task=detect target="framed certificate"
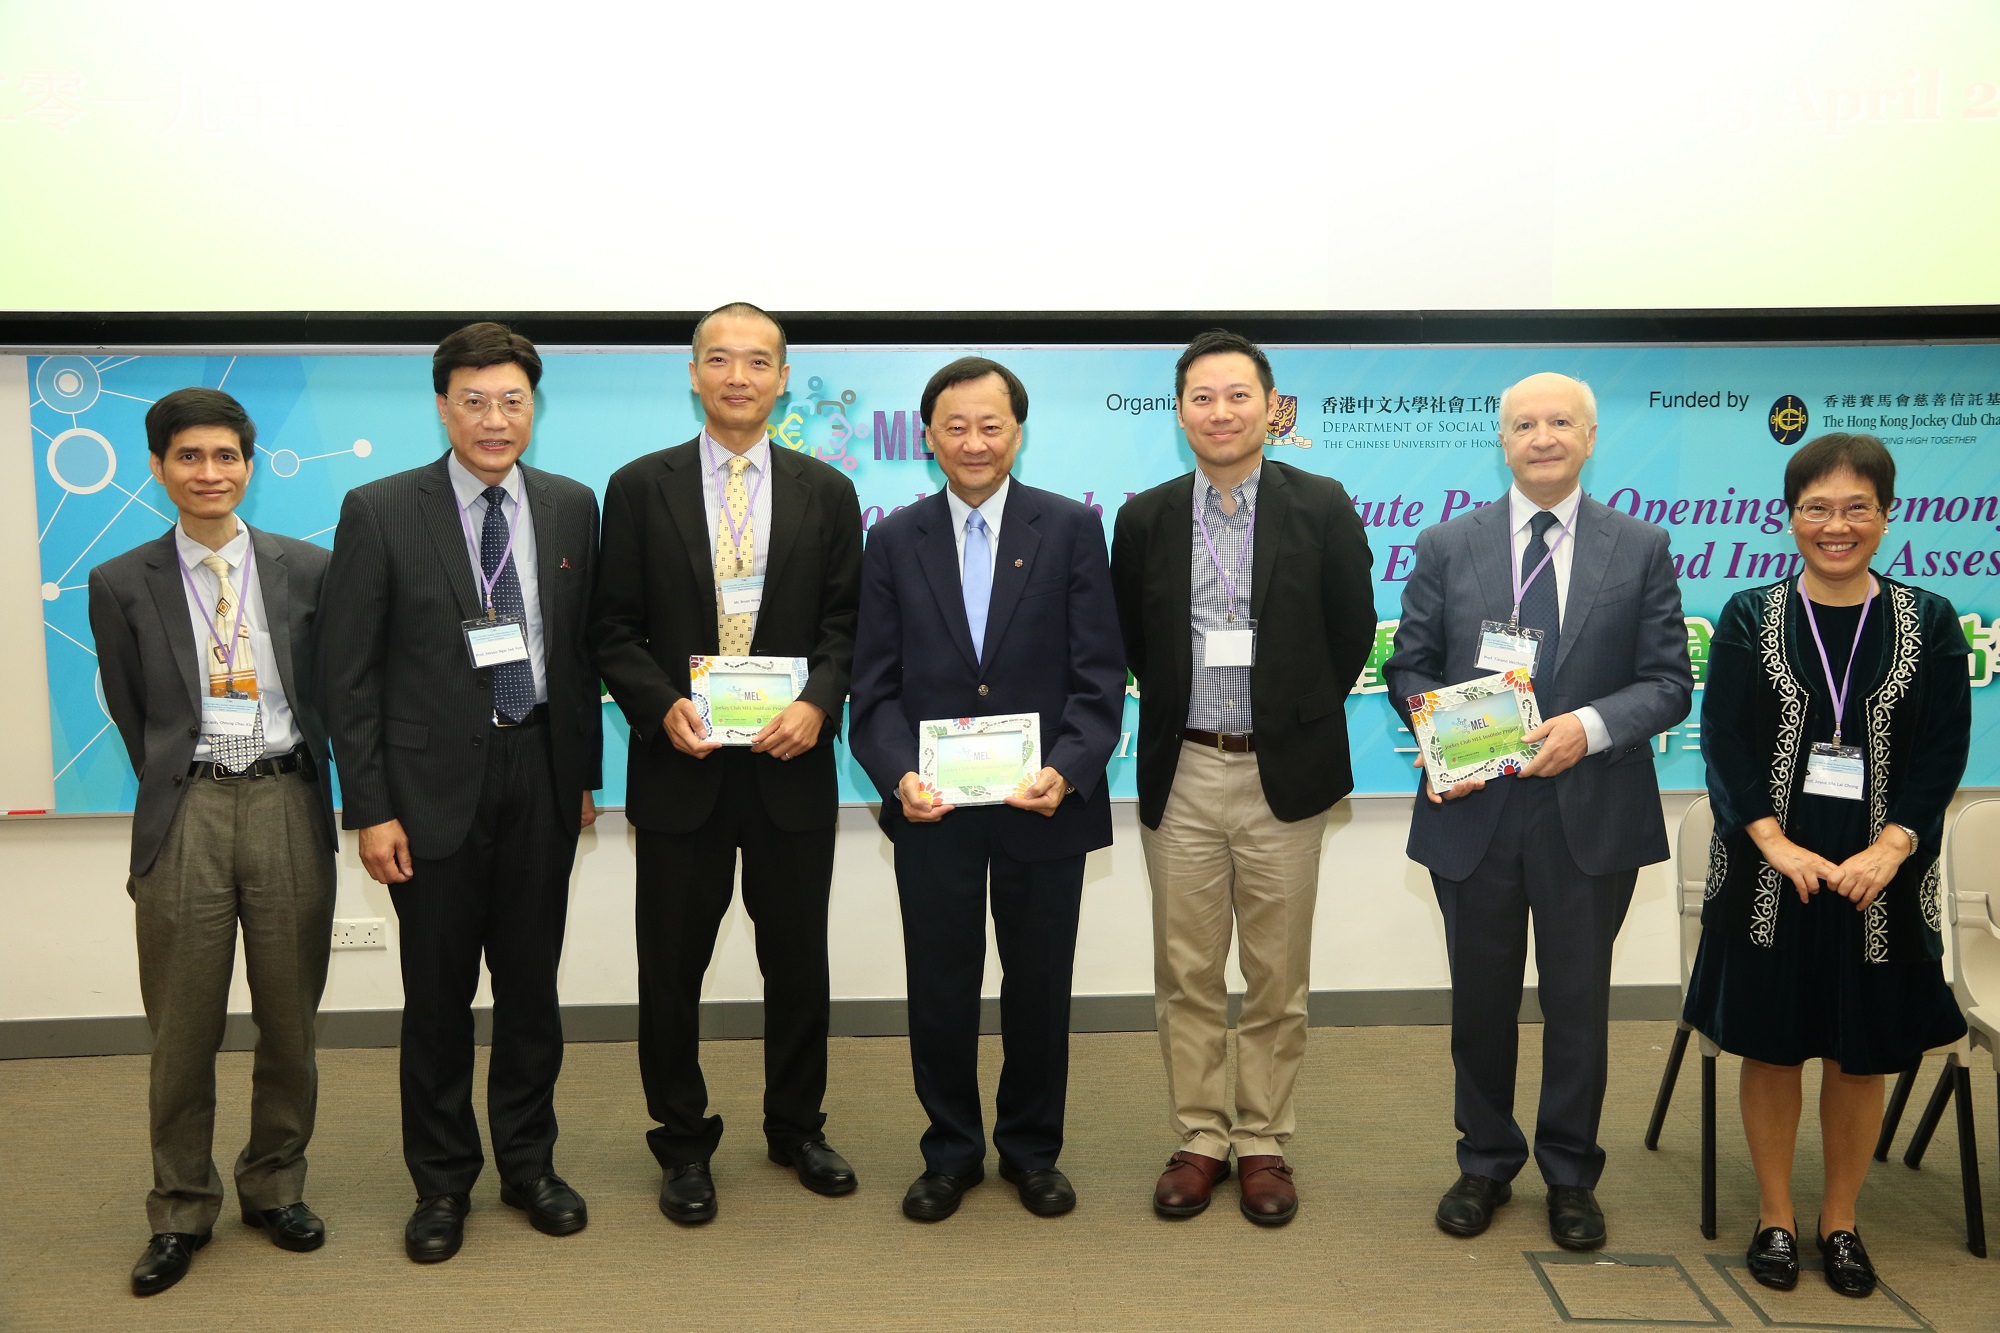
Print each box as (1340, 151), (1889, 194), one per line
(688, 655), (809, 745)
(917, 713), (1042, 807)
(1407, 668), (1543, 789)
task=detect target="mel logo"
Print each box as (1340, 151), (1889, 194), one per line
(1768, 394), (1809, 445)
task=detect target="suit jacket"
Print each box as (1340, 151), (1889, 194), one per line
(1111, 460), (1377, 829)
(318, 456), (603, 861)
(88, 525), (337, 875)
(1384, 492), (1694, 881)
(588, 437), (862, 835)
(850, 483), (1125, 862)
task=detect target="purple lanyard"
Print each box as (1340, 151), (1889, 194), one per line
(704, 434), (767, 555)
(457, 486), (524, 618)
(1799, 579), (1875, 748)
(1195, 487), (1256, 619)
(1509, 510), (1574, 626)
(177, 538), (256, 684)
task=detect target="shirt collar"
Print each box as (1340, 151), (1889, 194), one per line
(1508, 483), (1581, 534)
(175, 518), (250, 570)
(702, 430), (770, 477)
(1195, 463), (1262, 514)
(447, 452), (522, 510)
(946, 475), (1011, 532)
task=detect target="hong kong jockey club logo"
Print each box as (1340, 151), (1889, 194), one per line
(1266, 394), (1311, 449)
(1768, 394), (1809, 445)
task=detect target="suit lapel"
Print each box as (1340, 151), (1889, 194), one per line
(1163, 475), (1196, 707)
(658, 441), (718, 648)
(762, 447), (808, 608)
(1550, 497), (1615, 679)
(248, 526), (300, 703)
(1470, 497), (1515, 624)
(978, 483), (1042, 663)
(914, 493), (981, 672)
(1248, 462), (1287, 623)
(418, 459), (482, 620)
(142, 531), (202, 708)
(522, 465), (564, 650)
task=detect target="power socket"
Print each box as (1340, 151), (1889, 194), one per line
(330, 918), (387, 951)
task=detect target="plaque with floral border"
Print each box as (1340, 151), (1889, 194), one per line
(1407, 668), (1543, 790)
(917, 713), (1042, 807)
(688, 655), (810, 745)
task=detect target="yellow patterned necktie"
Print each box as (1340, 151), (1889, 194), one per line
(716, 454), (756, 653)
(199, 553), (264, 772)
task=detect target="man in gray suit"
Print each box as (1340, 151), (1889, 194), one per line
(88, 388), (338, 1297)
(1385, 372), (1692, 1250)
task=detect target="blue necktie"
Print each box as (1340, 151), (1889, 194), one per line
(963, 510), (992, 664)
(1519, 509), (1561, 673)
(481, 485), (535, 722)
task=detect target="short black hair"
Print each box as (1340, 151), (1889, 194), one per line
(1174, 329), (1274, 400)
(919, 356), (1029, 426)
(692, 301), (788, 365)
(145, 387), (256, 460)
(432, 321), (543, 396)
(1785, 432), (1896, 510)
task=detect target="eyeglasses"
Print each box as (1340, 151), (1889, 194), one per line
(1793, 502), (1882, 524)
(446, 392), (533, 419)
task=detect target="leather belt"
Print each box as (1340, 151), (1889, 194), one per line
(493, 702), (548, 729)
(189, 745), (312, 782)
(1183, 728), (1255, 753)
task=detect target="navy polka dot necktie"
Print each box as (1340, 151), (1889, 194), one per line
(1519, 509), (1561, 673)
(481, 485), (535, 722)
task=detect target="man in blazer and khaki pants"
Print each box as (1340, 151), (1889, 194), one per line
(89, 387), (338, 1296)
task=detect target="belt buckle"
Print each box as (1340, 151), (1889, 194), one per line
(209, 761), (252, 782)
(1213, 731), (1226, 752)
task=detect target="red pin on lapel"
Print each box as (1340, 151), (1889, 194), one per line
(560, 557), (572, 569)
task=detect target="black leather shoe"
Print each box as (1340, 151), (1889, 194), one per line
(659, 1162), (717, 1225)
(902, 1167), (984, 1222)
(769, 1139), (858, 1196)
(131, 1231), (209, 1296)
(1816, 1223), (1877, 1298)
(999, 1161), (1076, 1217)
(500, 1174), (588, 1236)
(404, 1193), (469, 1264)
(242, 1201), (325, 1252)
(1547, 1185), (1607, 1250)
(1747, 1222), (1799, 1291)
(1435, 1173), (1512, 1237)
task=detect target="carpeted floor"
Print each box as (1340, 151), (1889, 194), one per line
(1, 1022), (1992, 1331)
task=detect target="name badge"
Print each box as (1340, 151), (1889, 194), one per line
(1477, 620), (1544, 675)
(1203, 621), (1257, 668)
(463, 617), (530, 668)
(1802, 742), (1865, 801)
(720, 576), (765, 616)
(201, 693), (259, 737)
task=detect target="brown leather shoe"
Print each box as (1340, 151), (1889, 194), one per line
(1237, 1154), (1297, 1226)
(1153, 1150), (1230, 1218)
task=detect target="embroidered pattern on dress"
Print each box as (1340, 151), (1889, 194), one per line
(1919, 860), (1943, 934)
(1861, 584), (1922, 963)
(1704, 834), (1727, 902)
(1753, 582), (1807, 947)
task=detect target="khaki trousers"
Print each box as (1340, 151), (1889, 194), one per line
(130, 768), (335, 1234)
(1140, 740), (1325, 1158)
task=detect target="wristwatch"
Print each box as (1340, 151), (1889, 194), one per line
(1893, 822), (1919, 854)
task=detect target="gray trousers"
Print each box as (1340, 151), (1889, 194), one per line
(130, 768), (335, 1234)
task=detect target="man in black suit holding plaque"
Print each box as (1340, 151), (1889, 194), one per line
(849, 356), (1125, 1222)
(589, 302), (864, 1224)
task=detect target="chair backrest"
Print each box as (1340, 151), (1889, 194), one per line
(1946, 799), (2000, 1051)
(1674, 795), (1714, 992)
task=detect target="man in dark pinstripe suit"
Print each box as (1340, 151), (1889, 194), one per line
(320, 322), (602, 1264)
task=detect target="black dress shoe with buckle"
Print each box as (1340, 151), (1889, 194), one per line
(660, 1162), (717, 1225)
(902, 1167), (984, 1222)
(999, 1161), (1076, 1217)
(242, 1201), (326, 1252)
(1435, 1173), (1512, 1237)
(404, 1193), (470, 1264)
(132, 1231), (209, 1296)
(1547, 1185), (1607, 1250)
(769, 1139), (858, 1196)
(500, 1174), (588, 1236)
(1816, 1223), (1877, 1298)
(1747, 1222), (1799, 1291)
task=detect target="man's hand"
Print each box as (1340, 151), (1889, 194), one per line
(751, 701), (827, 761)
(360, 819), (414, 885)
(1415, 754), (1485, 804)
(580, 791), (598, 829)
(897, 772), (954, 823)
(1519, 712), (1588, 779)
(664, 697), (721, 757)
(1004, 766), (1069, 818)
(1829, 826), (1912, 911)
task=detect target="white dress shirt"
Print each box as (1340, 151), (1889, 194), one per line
(173, 520), (304, 760)
(945, 476), (1010, 579)
(699, 431), (775, 577)
(446, 454), (549, 704)
(1506, 483), (1609, 755)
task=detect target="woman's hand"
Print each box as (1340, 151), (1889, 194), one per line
(1829, 825), (1914, 911)
(1744, 817), (1841, 904)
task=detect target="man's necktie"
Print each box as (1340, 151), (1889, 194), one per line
(199, 553), (264, 772)
(963, 510), (992, 664)
(716, 455), (756, 654)
(1519, 509), (1561, 673)
(481, 486), (535, 722)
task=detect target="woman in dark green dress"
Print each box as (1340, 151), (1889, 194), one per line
(1682, 433), (1969, 1299)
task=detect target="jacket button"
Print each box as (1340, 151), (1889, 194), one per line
(478, 676), (490, 689)
(172, 774), (183, 786)
(471, 737), (483, 747)
(977, 683), (989, 697)
(188, 725), (200, 738)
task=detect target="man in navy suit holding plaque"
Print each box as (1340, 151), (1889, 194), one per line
(1385, 372), (1691, 1250)
(849, 356), (1125, 1222)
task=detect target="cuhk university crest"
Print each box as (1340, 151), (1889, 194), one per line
(1266, 394), (1311, 449)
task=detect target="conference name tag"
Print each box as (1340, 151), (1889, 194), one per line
(462, 617), (530, 668)
(1203, 622), (1256, 668)
(201, 693), (259, 737)
(719, 576), (765, 616)
(1477, 621), (1543, 675)
(1803, 743), (1865, 801)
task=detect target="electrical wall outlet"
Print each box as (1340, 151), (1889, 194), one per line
(330, 918), (387, 951)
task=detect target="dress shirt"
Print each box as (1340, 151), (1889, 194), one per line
(174, 520), (304, 760)
(1185, 465), (1259, 733)
(700, 431), (776, 639)
(446, 454), (549, 704)
(944, 476), (1010, 580)
(1506, 483), (1609, 755)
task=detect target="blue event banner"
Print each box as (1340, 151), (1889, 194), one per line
(29, 343), (2000, 814)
